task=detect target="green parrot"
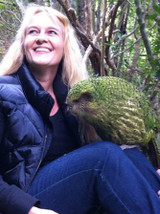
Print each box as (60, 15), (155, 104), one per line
(67, 76), (160, 167)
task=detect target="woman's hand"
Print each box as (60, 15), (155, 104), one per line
(29, 206), (58, 214)
(157, 169), (160, 197)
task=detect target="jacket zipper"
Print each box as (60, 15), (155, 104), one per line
(25, 129), (48, 192)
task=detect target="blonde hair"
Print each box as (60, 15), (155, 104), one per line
(0, 4), (88, 87)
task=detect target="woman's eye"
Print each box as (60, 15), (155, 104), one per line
(28, 29), (38, 34)
(48, 30), (57, 35)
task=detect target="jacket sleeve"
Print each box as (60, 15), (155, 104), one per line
(0, 110), (40, 214)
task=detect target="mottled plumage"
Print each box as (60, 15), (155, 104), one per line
(67, 76), (160, 149)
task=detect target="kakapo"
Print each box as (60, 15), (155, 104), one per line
(67, 76), (160, 167)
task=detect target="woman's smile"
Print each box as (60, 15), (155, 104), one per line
(34, 47), (51, 53)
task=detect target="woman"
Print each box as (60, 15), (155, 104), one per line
(0, 4), (160, 214)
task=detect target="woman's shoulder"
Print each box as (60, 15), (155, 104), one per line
(0, 74), (25, 103)
(0, 73), (19, 85)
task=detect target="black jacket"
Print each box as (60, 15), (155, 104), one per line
(0, 63), (81, 214)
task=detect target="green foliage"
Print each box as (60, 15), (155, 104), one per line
(0, 0), (21, 60)
(152, 3), (160, 14)
(0, 3), (6, 9)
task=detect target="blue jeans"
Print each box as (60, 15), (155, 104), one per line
(28, 141), (160, 214)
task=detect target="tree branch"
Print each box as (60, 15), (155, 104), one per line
(105, 0), (125, 71)
(85, 0), (93, 38)
(134, 0), (154, 64)
(100, 0), (107, 76)
(56, 0), (100, 53)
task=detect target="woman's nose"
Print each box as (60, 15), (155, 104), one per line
(35, 33), (48, 43)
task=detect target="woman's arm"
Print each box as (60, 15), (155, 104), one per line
(0, 110), (39, 214)
(0, 176), (39, 213)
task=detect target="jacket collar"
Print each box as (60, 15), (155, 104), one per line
(17, 63), (64, 117)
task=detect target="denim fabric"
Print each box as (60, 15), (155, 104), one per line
(28, 141), (160, 214)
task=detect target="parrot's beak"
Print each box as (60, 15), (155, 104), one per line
(65, 98), (73, 112)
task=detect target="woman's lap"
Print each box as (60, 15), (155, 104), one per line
(28, 141), (160, 214)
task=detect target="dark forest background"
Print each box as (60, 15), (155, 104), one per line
(0, 0), (160, 120)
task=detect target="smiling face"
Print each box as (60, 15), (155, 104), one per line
(24, 12), (64, 71)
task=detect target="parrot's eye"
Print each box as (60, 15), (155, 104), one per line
(73, 99), (79, 103)
(81, 92), (92, 101)
(72, 92), (92, 104)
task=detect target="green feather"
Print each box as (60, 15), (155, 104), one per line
(67, 76), (160, 147)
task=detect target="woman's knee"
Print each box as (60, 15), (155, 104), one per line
(84, 141), (120, 150)
(80, 141), (122, 157)
(75, 141), (124, 166)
